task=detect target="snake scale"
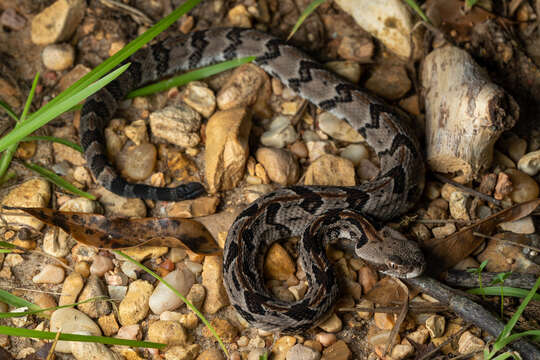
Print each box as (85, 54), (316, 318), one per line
(80, 27), (426, 333)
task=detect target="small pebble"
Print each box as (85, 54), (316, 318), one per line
(286, 344), (321, 360)
(260, 116), (297, 148)
(505, 169), (539, 203)
(315, 332), (337, 347)
(90, 255), (114, 277)
(32, 264), (65, 284)
(518, 150), (540, 176)
(318, 313), (342, 333)
(42, 43), (74, 71)
(149, 267), (195, 314)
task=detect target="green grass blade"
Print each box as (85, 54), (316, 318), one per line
(0, 296), (107, 319)
(0, 325), (165, 348)
(19, 73), (40, 124)
(499, 276), (540, 341)
(403, 0), (431, 23)
(25, 0), (202, 126)
(0, 249), (13, 253)
(127, 56), (256, 98)
(23, 136), (83, 153)
(23, 162), (96, 200)
(114, 250), (229, 358)
(287, 0), (326, 40)
(0, 289), (41, 312)
(491, 353), (521, 360)
(0, 144), (17, 183)
(0, 241), (19, 249)
(0, 100), (18, 122)
(0, 64), (129, 153)
(467, 286), (540, 301)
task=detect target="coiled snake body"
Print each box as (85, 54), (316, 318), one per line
(81, 28), (426, 333)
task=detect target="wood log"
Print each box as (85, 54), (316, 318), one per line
(421, 45), (519, 182)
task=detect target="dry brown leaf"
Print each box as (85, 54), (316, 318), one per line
(6, 206), (221, 255)
(423, 198), (540, 275)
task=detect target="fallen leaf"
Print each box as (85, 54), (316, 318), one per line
(5, 206), (221, 255)
(423, 198), (540, 275)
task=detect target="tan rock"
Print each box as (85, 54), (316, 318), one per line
(93, 187), (146, 218)
(59, 272), (84, 306)
(255, 148), (300, 186)
(202, 256), (229, 314)
(264, 243), (295, 280)
(98, 313), (119, 337)
(118, 246), (168, 263)
(77, 275), (111, 318)
(149, 105), (201, 148)
(165, 344), (201, 360)
(196, 348), (224, 360)
(304, 155), (355, 186)
(205, 107), (251, 193)
(217, 64), (270, 112)
(505, 169), (539, 203)
(318, 313), (343, 333)
(202, 318), (238, 343)
(31, 0), (86, 45)
(147, 320), (187, 346)
(1, 178), (50, 230)
(165, 196), (219, 218)
(182, 81), (216, 118)
(321, 340), (351, 360)
(118, 280), (153, 326)
(272, 336), (296, 360)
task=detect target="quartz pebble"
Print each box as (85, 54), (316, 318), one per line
(42, 43), (74, 71)
(518, 150), (540, 176)
(32, 264), (65, 284)
(50, 308), (102, 353)
(286, 344), (321, 360)
(260, 116), (297, 148)
(316, 332), (337, 347)
(71, 338), (119, 360)
(340, 144), (369, 165)
(149, 267), (195, 314)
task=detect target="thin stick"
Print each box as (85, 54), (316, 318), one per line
(433, 173), (502, 207)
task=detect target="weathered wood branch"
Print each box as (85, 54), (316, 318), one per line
(407, 276), (540, 360)
(421, 45), (519, 182)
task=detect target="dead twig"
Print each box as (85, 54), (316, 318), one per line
(433, 173), (502, 207)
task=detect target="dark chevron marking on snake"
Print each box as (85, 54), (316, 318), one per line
(80, 28), (426, 333)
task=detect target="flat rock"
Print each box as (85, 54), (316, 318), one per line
(147, 320), (187, 346)
(205, 108), (251, 193)
(50, 308), (101, 353)
(1, 178), (50, 230)
(149, 105), (201, 148)
(318, 112), (364, 143)
(182, 81), (216, 118)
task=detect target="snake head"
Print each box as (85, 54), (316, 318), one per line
(354, 224), (425, 279)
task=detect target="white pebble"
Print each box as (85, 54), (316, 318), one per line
(42, 43), (74, 71)
(149, 267), (195, 314)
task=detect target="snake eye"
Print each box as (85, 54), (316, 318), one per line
(387, 255), (403, 270)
